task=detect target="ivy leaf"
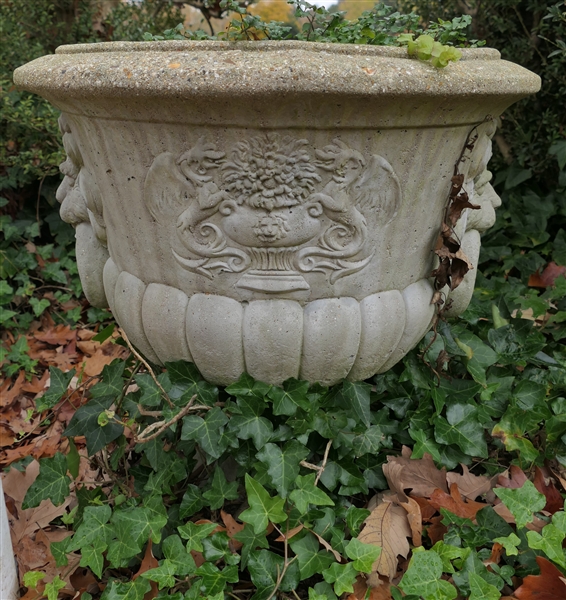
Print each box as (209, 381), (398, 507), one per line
(89, 360), (126, 398)
(289, 532), (335, 579)
(468, 572), (501, 600)
(178, 521), (219, 552)
(140, 559), (177, 589)
(526, 523), (566, 568)
(79, 539), (107, 578)
(352, 425), (387, 457)
(322, 562), (358, 596)
(452, 551), (503, 597)
(268, 379), (311, 416)
(494, 480), (546, 529)
(288, 474), (335, 515)
(493, 533), (521, 556)
(36, 367), (74, 412)
(162, 535), (197, 576)
(225, 372), (271, 400)
(399, 549), (458, 600)
(229, 402), (274, 450)
(256, 441), (309, 497)
(100, 579), (151, 600)
(194, 562), (239, 595)
(44, 576), (66, 600)
(135, 372), (168, 407)
(179, 484), (205, 518)
(239, 474), (287, 534)
(248, 549), (300, 597)
(66, 505), (112, 552)
(50, 537), (71, 567)
(346, 506), (371, 537)
(345, 538), (382, 573)
(203, 466), (240, 510)
(434, 403), (488, 458)
(431, 541), (469, 573)
(106, 516), (142, 567)
(342, 381), (372, 427)
(22, 453), (72, 509)
(234, 523), (269, 570)
(181, 407), (229, 459)
(64, 397), (123, 455)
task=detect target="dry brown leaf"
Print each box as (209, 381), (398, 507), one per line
(429, 483), (487, 520)
(446, 464), (495, 501)
(348, 575), (393, 600)
(0, 370), (26, 408)
(497, 465), (528, 489)
(220, 510), (245, 551)
(515, 555), (566, 599)
(133, 540), (159, 600)
(383, 448), (447, 498)
(274, 523), (304, 542)
(534, 466), (564, 515)
(426, 515), (447, 545)
(310, 529), (342, 562)
(358, 497), (411, 580)
(487, 542), (504, 566)
(410, 495), (437, 521)
(398, 495), (422, 547)
(2, 459), (73, 545)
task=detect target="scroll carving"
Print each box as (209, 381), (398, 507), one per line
(144, 134), (402, 292)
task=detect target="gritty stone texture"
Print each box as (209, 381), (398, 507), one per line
(13, 41), (540, 384)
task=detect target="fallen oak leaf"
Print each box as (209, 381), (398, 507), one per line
(446, 464), (496, 501)
(528, 262), (566, 288)
(428, 483), (486, 520)
(0, 370), (26, 408)
(426, 516), (447, 545)
(382, 447), (447, 498)
(534, 467), (564, 515)
(515, 555), (566, 600)
(220, 510), (245, 551)
(398, 495), (422, 547)
(497, 465), (528, 489)
(357, 496), (411, 580)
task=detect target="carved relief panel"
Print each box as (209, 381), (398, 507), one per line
(143, 134), (402, 294)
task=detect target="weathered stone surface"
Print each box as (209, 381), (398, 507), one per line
(142, 283), (193, 365)
(13, 41), (540, 385)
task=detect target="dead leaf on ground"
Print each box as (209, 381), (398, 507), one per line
(426, 516), (448, 545)
(398, 495), (422, 547)
(274, 523), (304, 542)
(383, 447), (447, 499)
(528, 262), (566, 288)
(497, 465), (528, 489)
(534, 467), (564, 514)
(515, 556), (566, 600)
(221, 510), (245, 551)
(446, 464), (496, 501)
(0, 370), (26, 408)
(429, 483), (486, 520)
(358, 495), (411, 580)
(133, 540), (159, 600)
(348, 575), (393, 600)
(2, 459), (73, 545)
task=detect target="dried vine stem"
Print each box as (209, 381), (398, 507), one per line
(423, 117), (494, 380)
(300, 439), (332, 485)
(134, 393), (211, 443)
(119, 327), (173, 408)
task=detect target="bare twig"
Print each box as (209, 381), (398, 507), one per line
(268, 524), (298, 600)
(300, 439), (333, 485)
(119, 327), (173, 408)
(134, 394), (199, 443)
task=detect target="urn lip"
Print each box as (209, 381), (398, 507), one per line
(53, 40), (499, 60)
(14, 39), (541, 102)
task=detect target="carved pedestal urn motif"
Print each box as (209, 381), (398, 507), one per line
(14, 41), (540, 385)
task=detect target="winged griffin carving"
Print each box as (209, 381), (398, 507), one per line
(143, 134), (401, 292)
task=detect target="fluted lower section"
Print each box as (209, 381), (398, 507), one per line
(102, 258), (436, 385)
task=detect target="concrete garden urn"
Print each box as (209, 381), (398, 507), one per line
(14, 41), (540, 386)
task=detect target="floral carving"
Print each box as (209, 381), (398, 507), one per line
(221, 134), (320, 210)
(143, 134), (402, 291)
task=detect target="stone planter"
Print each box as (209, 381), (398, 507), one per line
(14, 41), (540, 386)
